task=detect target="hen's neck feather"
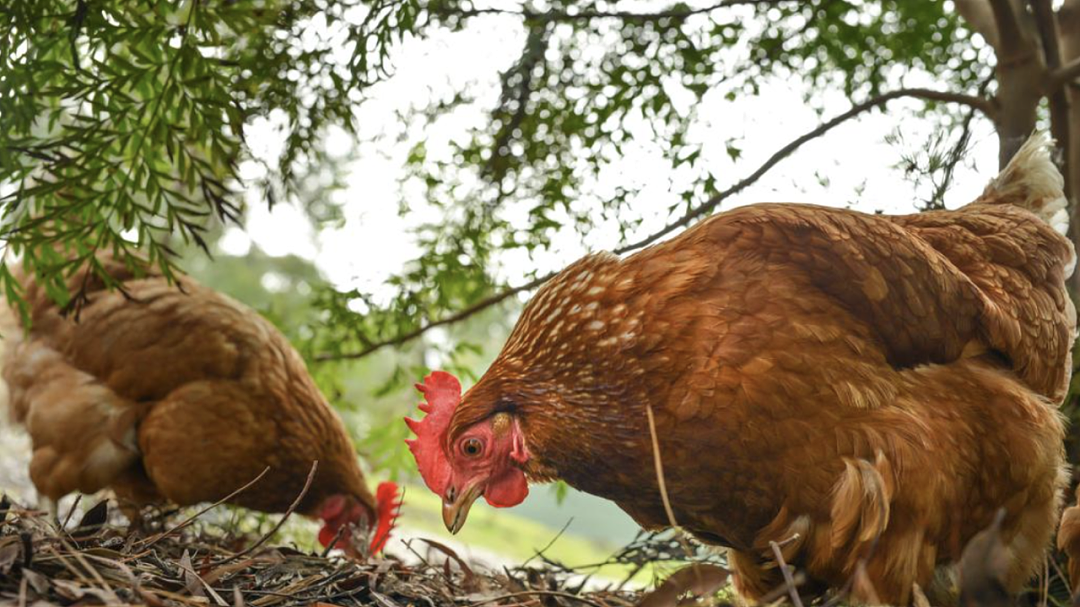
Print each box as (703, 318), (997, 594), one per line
(454, 239), (717, 491)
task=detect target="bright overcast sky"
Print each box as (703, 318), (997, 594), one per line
(224, 4), (1001, 301)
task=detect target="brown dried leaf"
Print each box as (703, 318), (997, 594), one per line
(371, 590), (402, 607)
(180, 550), (206, 597)
(420, 538), (484, 592)
(637, 564), (730, 607)
(53, 578), (116, 603)
(137, 586), (172, 607)
(203, 557), (268, 585)
(0, 497), (647, 607)
(0, 540), (20, 574)
(22, 568), (49, 595)
(73, 499), (109, 540)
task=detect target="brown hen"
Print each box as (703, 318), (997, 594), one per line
(407, 133), (1075, 603)
(1, 256), (399, 555)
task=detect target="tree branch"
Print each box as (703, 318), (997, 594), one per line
(431, 0), (778, 24)
(1049, 55), (1080, 90)
(955, 0), (1002, 49)
(1031, 0), (1064, 73)
(484, 23), (549, 182)
(925, 75), (994, 210)
(613, 87), (995, 254)
(313, 274), (552, 362)
(314, 87), (994, 362)
(1030, 0), (1071, 157)
(988, 0), (1031, 60)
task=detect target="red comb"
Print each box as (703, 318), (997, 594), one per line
(369, 481), (401, 554)
(404, 371), (461, 496)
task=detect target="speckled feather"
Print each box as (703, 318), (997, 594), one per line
(0, 258), (376, 520)
(450, 135), (1074, 604)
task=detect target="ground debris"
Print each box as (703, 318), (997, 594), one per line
(0, 496), (647, 607)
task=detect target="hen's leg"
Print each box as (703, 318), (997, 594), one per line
(38, 496), (59, 526)
(729, 548), (783, 600)
(111, 465), (164, 533)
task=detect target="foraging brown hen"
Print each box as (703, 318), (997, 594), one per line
(1, 256), (400, 556)
(408, 133), (1075, 603)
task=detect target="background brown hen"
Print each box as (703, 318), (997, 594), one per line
(0, 256), (399, 556)
(407, 133), (1075, 604)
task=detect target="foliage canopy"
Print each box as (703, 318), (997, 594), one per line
(1, 0), (992, 339)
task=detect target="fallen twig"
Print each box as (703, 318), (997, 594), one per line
(217, 461), (318, 565)
(139, 466), (271, 550)
(769, 539), (804, 607)
(467, 590), (608, 607)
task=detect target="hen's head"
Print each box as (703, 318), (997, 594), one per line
(317, 481), (402, 556)
(405, 371), (530, 533)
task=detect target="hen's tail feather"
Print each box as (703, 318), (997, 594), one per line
(978, 132), (1069, 236)
(2, 341), (140, 500)
(369, 481), (402, 554)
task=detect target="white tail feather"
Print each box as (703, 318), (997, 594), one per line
(981, 132), (1069, 236)
(978, 132), (1074, 278)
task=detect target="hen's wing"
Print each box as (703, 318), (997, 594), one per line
(895, 204), (1075, 401)
(682, 198), (1073, 401)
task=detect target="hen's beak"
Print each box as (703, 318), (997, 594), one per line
(442, 483), (482, 534)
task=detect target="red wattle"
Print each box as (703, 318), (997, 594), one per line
(483, 467), (528, 508)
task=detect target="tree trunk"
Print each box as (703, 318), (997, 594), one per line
(986, 0), (1045, 166)
(995, 64), (1045, 166)
(1061, 0), (1080, 209)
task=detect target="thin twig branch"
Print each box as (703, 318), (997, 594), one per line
(315, 87), (992, 362)
(217, 461), (318, 566)
(467, 590), (606, 607)
(138, 467), (271, 550)
(1031, 0), (1071, 157)
(770, 539), (806, 607)
(956, 0), (1003, 49)
(988, 0), (1030, 59)
(520, 518), (574, 569)
(1050, 55), (1080, 90)
(757, 571), (810, 603)
(645, 403), (700, 574)
(314, 274), (550, 362)
(60, 494), (82, 530)
(484, 24), (549, 182)
(48, 541), (123, 604)
(432, 0), (777, 24)
(645, 404), (679, 530)
(612, 87), (994, 254)
(924, 74), (995, 210)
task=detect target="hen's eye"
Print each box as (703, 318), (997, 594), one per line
(461, 438), (484, 457)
